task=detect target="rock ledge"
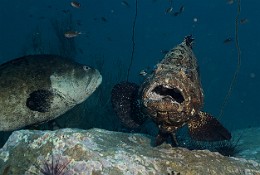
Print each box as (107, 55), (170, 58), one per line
(0, 128), (259, 175)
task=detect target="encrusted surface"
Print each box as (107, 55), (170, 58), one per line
(0, 128), (259, 175)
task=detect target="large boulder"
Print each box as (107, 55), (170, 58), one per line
(0, 128), (259, 175)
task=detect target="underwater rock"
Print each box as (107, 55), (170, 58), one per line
(111, 36), (231, 146)
(0, 54), (102, 131)
(0, 128), (259, 175)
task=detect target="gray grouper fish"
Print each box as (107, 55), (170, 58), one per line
(0, 54), (102, 131)
(111, 36), (231, 146)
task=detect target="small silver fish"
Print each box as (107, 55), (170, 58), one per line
(71, 1), (81, 8)
(139, 70), (147, 76)
(64, 31), (82, 38)
(165, 7), (173, 14)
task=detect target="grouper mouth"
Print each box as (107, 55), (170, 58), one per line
(88, 69), (102, 90)
(151, 85), (184, 103)
(146, 83), (185, 104)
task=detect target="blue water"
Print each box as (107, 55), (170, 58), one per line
(0, 0), (259, 132)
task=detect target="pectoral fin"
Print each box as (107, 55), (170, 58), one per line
(111, 82), (148, 129)
(26, 89), (53, 112)
(188, 111), (231, 141)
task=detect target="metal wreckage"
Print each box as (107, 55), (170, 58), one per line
(111, 35), (231, 146)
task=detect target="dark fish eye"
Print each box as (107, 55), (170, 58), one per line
(83, 65), (90, 71)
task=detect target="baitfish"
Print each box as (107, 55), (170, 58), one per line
(71, 1), (81, 8)
(0, 54), (102, 131)
(64, 31), (83, 38)
(111, 36), (231, 146)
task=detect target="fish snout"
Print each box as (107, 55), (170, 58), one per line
(86, 67), (102, 90)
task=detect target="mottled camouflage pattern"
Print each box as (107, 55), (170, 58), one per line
(0, 54), (102, 131)
(141, 36), (203, 134)
(139, 36), (230, 145)
(111, 36), (231, 146)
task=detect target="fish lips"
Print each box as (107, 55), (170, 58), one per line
(142, 82), (184, 111)
(83, 68), (102, 99)
(142, 75), (202, 117)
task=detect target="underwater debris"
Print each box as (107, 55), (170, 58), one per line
(111, 36), (231, 147)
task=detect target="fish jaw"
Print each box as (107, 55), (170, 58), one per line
(142, 70), (203, 125)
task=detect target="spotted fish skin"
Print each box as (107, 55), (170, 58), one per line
(111, 36), (231, 146)
(140, 36), (231, 146)
(141, 36), (203, 135)
(0, 54), (102, 131)
(111, 82), (143, 129)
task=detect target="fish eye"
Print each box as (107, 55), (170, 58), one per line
(83, 65), (90, 71)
